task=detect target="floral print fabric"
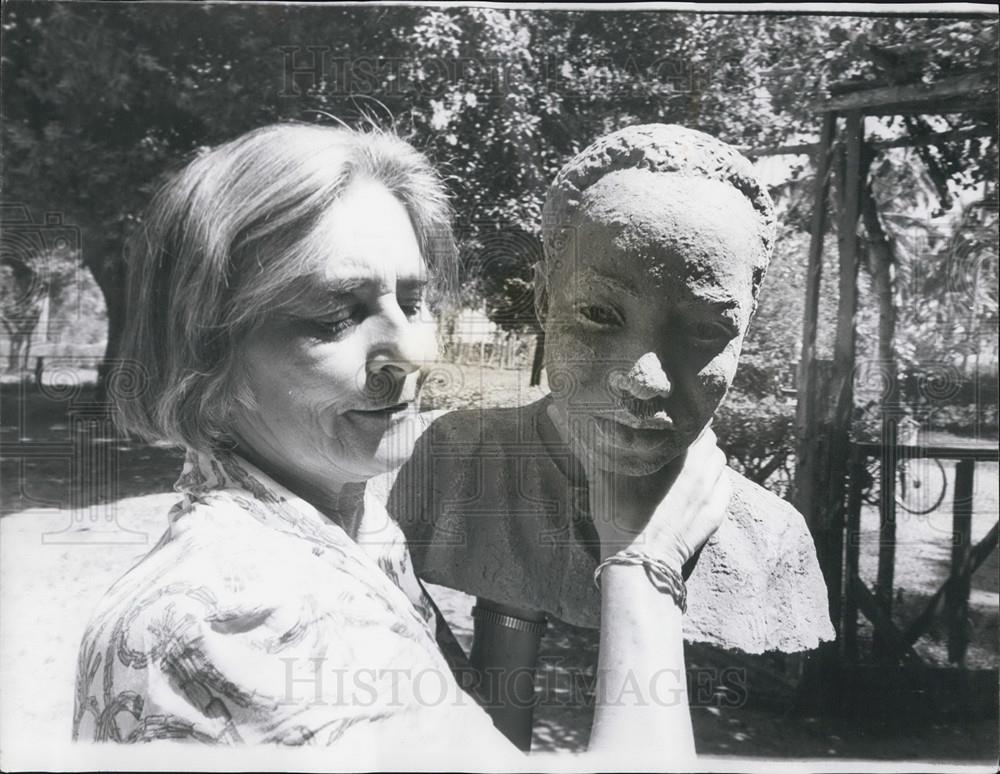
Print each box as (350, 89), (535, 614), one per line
(72, 449), (504, 749)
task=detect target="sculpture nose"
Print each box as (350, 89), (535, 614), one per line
(609, 352), (672, 401)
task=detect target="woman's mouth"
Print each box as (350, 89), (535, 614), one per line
(346, 401), (412, 418)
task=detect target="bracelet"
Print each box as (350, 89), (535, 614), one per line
(471, 605), (548, 636)
(593, 550), (688, 614)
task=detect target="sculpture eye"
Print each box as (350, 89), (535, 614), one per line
(688, 321), (733, 348)
(399, 300), (423, 319)
(578, 304), (623, 328)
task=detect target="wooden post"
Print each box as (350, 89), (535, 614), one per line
(793, 111), (837, 524)
(873, 412), (901, 659)
(905, 519), (998, 647)
(794, 111), (862, 715)
(947, 459), (975, 665)
(818, 109), (863, 628)
(842, 446), (866, 663)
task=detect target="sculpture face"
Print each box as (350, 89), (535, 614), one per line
(542, 169), (762, 476)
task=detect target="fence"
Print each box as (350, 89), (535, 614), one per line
(841, 440), (999, 668)
(441, 329), (537, 371)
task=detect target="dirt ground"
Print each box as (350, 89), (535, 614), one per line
(1, 370), (997, 762)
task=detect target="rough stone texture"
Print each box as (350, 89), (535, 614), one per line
(378, 399), (835, 655)
(541, 124), (776, 288)
(610, 352), (672, 400)
(373, 126), (835, 654)
(685, 468), (837, 653)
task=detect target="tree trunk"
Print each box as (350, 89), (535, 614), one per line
(529, 331), (545, 387)
(97, 276), (127, 404)
(861, 181), (898, 404)
(21, 333), (33, 372)
(861, 174), (904, 662)
(83, 235), (127, 406)
(8, 335), (24, 373)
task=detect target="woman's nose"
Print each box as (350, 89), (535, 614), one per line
(364, 299), (434, 399)
(609, 352), (672, 400)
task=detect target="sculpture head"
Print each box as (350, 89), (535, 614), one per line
(537, 124), (776, 476)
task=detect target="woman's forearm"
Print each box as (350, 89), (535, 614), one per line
(589, 564), (694, 758)
(584, 430), (728, 759)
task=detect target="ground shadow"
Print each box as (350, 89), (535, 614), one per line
(530, 617), (998, 758)
(4, 379), (997, 760)
(1, 381), (183, 515)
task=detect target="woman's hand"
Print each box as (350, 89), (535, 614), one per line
(587, 428), (728, 760)
(587, 427), (730, 564)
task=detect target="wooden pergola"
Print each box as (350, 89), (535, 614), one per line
(786, 70), (999, 680)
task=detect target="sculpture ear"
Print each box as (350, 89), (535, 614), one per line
(532, 261), (548, 324)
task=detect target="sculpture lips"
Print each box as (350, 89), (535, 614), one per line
(608, 407), (675, 430)
(591, 414), (676, 451)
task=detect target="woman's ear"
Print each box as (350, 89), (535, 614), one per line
(532, 261), (548, 325)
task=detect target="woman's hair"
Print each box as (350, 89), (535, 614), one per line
(116, 122), (456, 450)
(540, 124), (776, 295)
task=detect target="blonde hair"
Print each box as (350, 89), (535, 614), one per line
(116, 122), (456, 450)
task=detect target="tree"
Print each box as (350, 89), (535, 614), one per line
(2, 1), (420, 392)
(2, 3), (995, 398)
(0, 228), (81, 373)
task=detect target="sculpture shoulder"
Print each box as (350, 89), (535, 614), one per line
(704, 468), (823, 583)
(724, 467), (811, 548)
(373, 402), (543, 515)
(684, 468), (835, 653)
(414, 402), (542, 450)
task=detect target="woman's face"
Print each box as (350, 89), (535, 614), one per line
(542, 169), (761, 476)
(231, 180), (437, 493)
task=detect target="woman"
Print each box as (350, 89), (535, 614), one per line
(73, 122), (725, 761)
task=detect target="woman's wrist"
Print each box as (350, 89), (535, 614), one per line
(594, 549), (687, 613)
(592, 561), (692, 757)
(599, 563), (685, 617)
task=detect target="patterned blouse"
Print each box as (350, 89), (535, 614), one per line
(72, 448), (510, 751)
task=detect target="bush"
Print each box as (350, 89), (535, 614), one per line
(730, 357), (787, 397)
(927, 403), (1000, 437)
(715, 391), (797, 498)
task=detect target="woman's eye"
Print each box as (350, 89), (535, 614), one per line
(578, 304), (622, 328)
(311, 307), (363, 338)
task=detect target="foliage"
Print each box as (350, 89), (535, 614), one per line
(742, 229), (843, 366)
(880, 194), (999, 374)
(469, 227), (543, 333)
(2, 3), (996, 354)
(715, 392), (797, 498)
(852, 143), (999, 435)
(929, 403), (1000, 437)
